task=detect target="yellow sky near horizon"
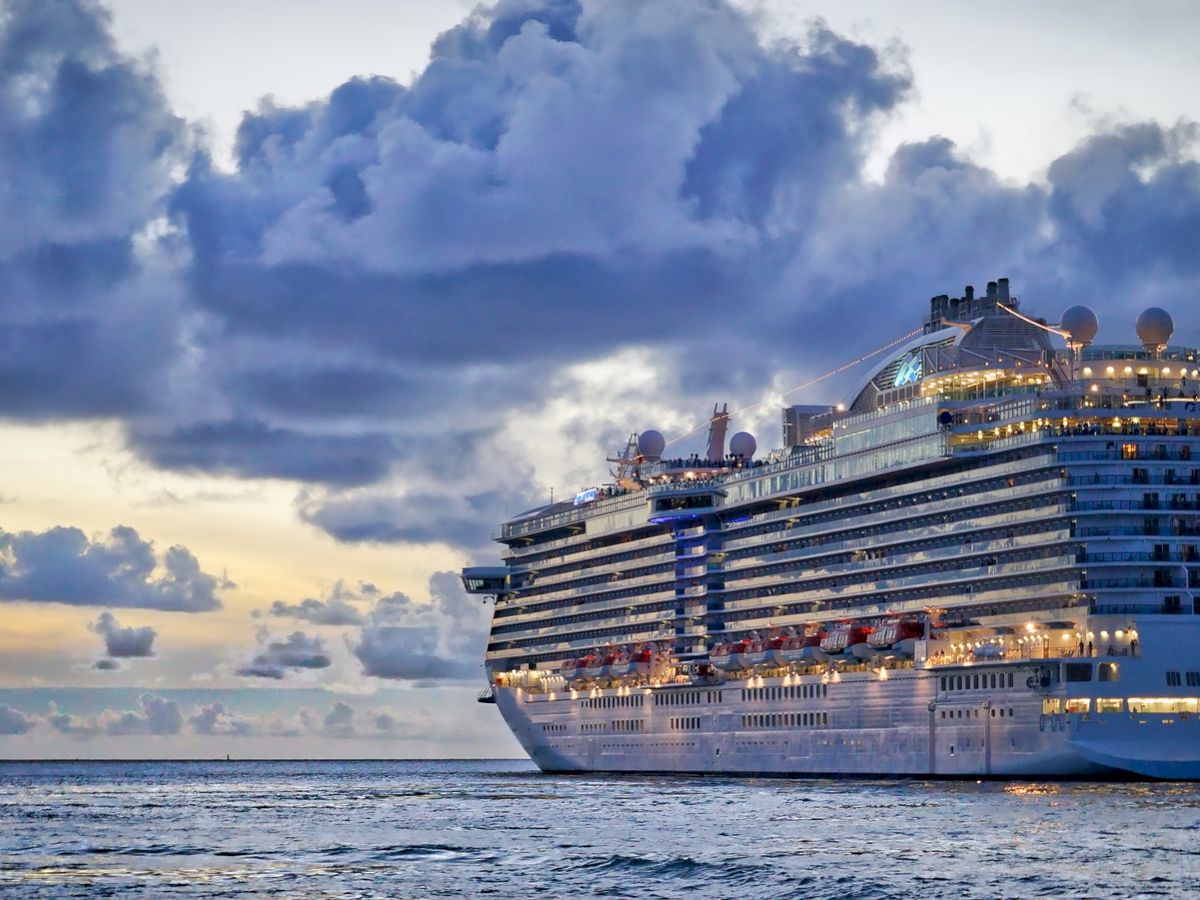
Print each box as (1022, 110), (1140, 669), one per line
(0, 420), (468, 687)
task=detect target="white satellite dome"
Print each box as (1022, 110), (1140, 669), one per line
(1060, 305), (1099, 346)
(729, 432), (757, 460)
(637, 429), (666, 461)
(1136, 307), (1174, 352)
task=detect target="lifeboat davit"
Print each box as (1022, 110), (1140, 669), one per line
(847, 625), (876, 660)
(595, 652), (620, 678)
(796, 629), (828, 662)
(711, 640), (750, 671)
(822, 625), (873, 657)
(608, 652), (633, 679)
(559, 658), (581, 680)
(581, 654), (605, 679)
(741, 640), (769, 669)
(867, 620), (924, 658)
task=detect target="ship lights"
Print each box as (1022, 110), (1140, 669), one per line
(1106, 366), (1116, 375)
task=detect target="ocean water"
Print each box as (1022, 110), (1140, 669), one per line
(1, 761), (1198, 899)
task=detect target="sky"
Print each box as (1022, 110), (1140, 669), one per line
(0, 0), (1197, 759)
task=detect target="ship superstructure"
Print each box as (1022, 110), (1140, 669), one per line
(464, 279), (1200, 778)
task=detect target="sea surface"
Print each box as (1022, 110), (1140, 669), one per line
(1, 760), (1198, 898)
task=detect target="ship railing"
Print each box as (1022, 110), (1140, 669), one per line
(719, 484), (1070, 553)
(523, 543), (675, 587)
(492, 590), (683, 629)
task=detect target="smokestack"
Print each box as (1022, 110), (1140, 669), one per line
(986, 281), (998, 301)
(997, 277), (1010, 302)
(964, 285), (974, 301)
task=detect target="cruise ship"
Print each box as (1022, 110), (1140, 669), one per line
(463, 278), (1200, 779)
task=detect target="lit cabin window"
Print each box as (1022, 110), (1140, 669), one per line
(1096, 698), (1123, 713)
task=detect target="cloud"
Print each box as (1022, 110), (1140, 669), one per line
(128, 420), (400, 487)
(0, 0), (1196, 571)
(4, 695), (410, 743)
(321, 701), (356, 738)
(0, 704), (35, 735)
(267, 582), (365, 626)
(350, 572), (487, 682)
(0, 0), (186, 420)
(298, 486), (536, 553)
(92, 658), (121, 671)
(188, 701), (257, 736)
(46, 693), (183, 736)
(236, 629), (332, 679)
(89, 610), (157, 658)
(0, 525), (226, 611)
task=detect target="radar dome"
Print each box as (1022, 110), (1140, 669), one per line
(1136, 307), (1174, 352)
(1060, 305), (1099, 346)
(637, 429), (666, 461)
(729, 432), (757, 460)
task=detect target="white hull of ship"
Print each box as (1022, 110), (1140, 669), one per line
(495, 637), (1200, 780)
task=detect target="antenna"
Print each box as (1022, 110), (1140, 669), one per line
(607, 432), (642, 489)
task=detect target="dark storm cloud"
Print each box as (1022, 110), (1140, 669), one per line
(235, 629), (332, 679)
(0, 0), (185, 419)
(1043, 122), (1200, 290)
(298, 487), (534, 551)
(0, 525), (226, 612)
(0, 0), (1198, 559)
(89, 610), (157, 657)
(129, 420), (400, 487)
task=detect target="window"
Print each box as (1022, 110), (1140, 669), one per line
(1167, 671), (1182, 687)
(1098, 663), (1119, 682)
(1186, 672), (1200, 687)
(1064, 663), (1092, 683)
(1096, 698), (1123, 713)
(1065, 698), (1090, 714)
